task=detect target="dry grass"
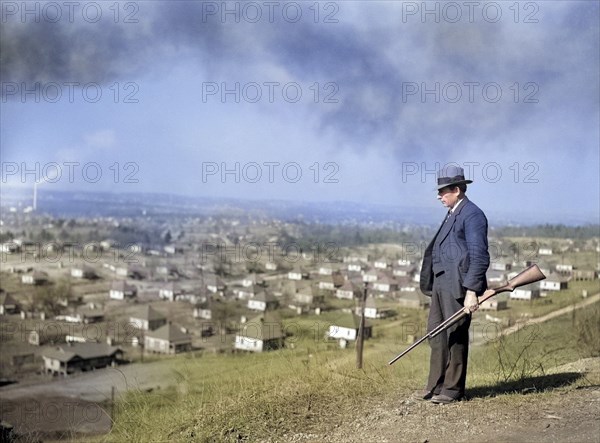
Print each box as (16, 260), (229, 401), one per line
(95, 298), (600, 442)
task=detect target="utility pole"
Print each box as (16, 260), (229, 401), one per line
(356, 281), (368, 369)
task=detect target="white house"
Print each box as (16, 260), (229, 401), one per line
(491, 261), (512, 272)
(392, 265), (416, 278)
(373, 257), (389, 269)
(241, 273), (264, 287)
(193, 306), (212, 320)
(247, 291), (279, 311)
(347, 262), (363, 272)
(372, 275), (398, 293)
(129, 305), (167, 331)
(479, 298), (508, 311)
(21, 270), (49, 285)
(326, 314), (372, 343)
(318, 265), (334, 275)
(0, 292), (20, 315)
(156, 264), (178, 276)
(555, 263), (574, 274)
(204, 274), (226, 293)
(144, 322), (192, 354)
(64, 307), (105, 324)
(538, 248), (553, 256)
(336, 281), (361, 300)
(362, 268), (378, 283)
(159, 282), (183, 301)
(288, 266), (307, 281)
(0, 242), (19, 254)
(357, 297), (393, 319)
(318, 275), (336, 290)
(511, 284), (540, 300)
(109, 280), (137, 300)
(540, 275), (568, 292)
(234, 312), (285, 352)
(71, 266), (96, 279)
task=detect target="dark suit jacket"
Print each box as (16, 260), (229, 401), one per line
(420, 196), (490, 299)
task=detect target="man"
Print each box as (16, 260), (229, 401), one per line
(417, 165), (490, 404)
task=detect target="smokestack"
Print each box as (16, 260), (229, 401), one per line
(33, 182), (37, 211)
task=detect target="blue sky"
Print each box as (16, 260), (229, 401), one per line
(1, 1), (599, 223)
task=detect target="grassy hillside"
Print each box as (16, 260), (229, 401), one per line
(101, 300), (599, 442)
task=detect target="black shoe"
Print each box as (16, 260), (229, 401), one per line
(430, 394), (464, 404)
(411, 389), (434, 401)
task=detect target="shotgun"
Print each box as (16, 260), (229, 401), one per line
(388, 264), (546, 365)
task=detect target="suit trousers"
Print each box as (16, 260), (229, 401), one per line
(426, 272), (471, 399)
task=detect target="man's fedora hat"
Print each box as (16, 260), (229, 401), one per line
(436, 165), (473, 190)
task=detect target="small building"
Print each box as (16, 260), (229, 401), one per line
(573, 269), (597, 281)
(336, 281), (362, 300)
(204, 273), (226, 293)
(372, 275), (398, 293)
(193, 305), (212, 320)
(21, 270), (49, 285)
(65, 308), (105, 324)
(358, 297), (394, 319)
(555, 263), (573, 274)
(0, 292), (20, 315)
(156, 264), (179, 277)
(288, 266), (308, 281)
(373, 257), (389, 269)
(0, 242), (19, 254)
(109, 280), (137, 300)
(392, 265), (416, 278)
(538, 248), (553, 256)
(71, 266), (96, 279)
(347, 262), (363, 272)
(318, 275), (336, 290)
(42, 343), (123, 376)
(540, 275), (569, 292)
(248, 291), (279, 311)
(129, 305), (167, 331)
(159, 282), (183, 301)
(235, 284), (259, 300)
(318, 265), (335, 275)
(326, 314), (372, 343)
(241, 273), (264, 287)
(294, 286), (324, 306)
(264, 262), (278, 271)
(479, 298), (508, 311)
(491, 261), (512, 272)
(234, 312), (285, 352)
(362, 268), (379, 283)
(28, 327), (66, 346)
(511, 284), (540, 301)
(144, 322), (192, 354)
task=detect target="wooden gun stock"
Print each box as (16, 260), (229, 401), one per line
(388, 264), (546, 365)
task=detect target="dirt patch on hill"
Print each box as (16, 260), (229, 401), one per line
(277, 358), (600, 443)
(1, 395), (112, 441)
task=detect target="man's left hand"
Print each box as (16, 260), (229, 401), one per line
(463, 290), (479, 314)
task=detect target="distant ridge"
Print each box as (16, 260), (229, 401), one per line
(0, 188), (597, 226)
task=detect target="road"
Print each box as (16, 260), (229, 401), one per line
(471, 292), (600, 345)
(0, 358), (176, 403)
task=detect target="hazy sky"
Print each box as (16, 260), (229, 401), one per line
(1, 1), (599, 223)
